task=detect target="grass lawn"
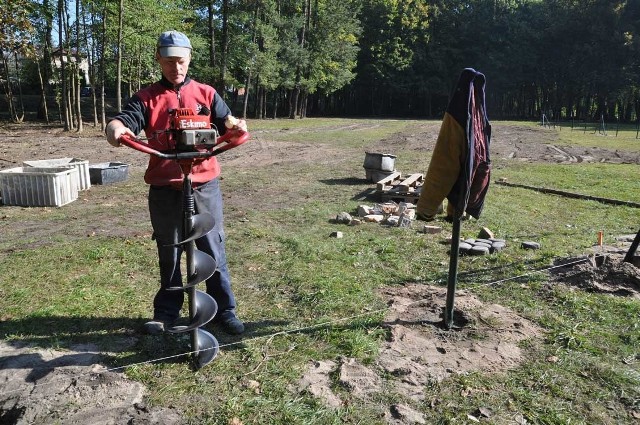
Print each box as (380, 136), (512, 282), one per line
(0, 119), (638, 424)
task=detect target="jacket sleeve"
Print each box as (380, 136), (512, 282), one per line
(109, 95), (146, 136)
(211, 92), (232, 135)
(416, 112), (467, 218)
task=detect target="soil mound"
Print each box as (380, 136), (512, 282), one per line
(550, 254), (640, 299)
(299, 284), (543, 416)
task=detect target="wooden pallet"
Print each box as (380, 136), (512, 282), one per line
(376, 172), (424, 203)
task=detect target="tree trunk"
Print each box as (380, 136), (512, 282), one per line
(253, 78), (260, 118)
(300, 92), (307, 118)
(219, 0), (229, 98)
(14, 52), (25, 122)
(262, 89), (267, 118)
(63, 3), (76, 130)
(99, 5), (107, 129)
(83, 7), (98, 127)
(289, 0), (310, 119)
(116, 0), (124, 111)
(67, 70), (75, 130)
(242, 0), (259, 119)
(208, 1), (216, 71)
(1, 55), (17, 122)
(289, 87), (300, 119)
(58, 0), (70, 131)
(75, 0), (83, 132)
(242, 71), (252, 119)
(272, 90), (278, 119)
(36, 58), (50, 123)
(39, 0), (54, 121)
(257, 85), (264, 119)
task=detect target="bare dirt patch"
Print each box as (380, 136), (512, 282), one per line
(370, 122), (640, 164)
(0, 340), (181, 424)
(299, 285), (542, 421)
(2, 121), (639, 176)
(378, 285), (541, 387)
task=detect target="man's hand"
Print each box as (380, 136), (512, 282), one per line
(225, 115), (248, 132)
(106, 120), (136, 147)
(235, 118), (248, 132)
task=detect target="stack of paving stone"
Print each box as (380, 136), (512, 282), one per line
(458, 238), (507, 255)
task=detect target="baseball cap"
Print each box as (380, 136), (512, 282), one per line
(157, 30), (192, 58)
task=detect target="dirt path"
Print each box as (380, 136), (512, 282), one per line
(2, 121), (639, 172)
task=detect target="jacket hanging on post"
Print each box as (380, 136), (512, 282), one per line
(416, 68), (492, 220)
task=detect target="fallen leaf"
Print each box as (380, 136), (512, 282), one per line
(477, 407), (492, 418)
(245, 379), (261, 394)
(514, 413), (528, 424)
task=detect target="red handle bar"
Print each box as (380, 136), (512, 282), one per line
(118, 129), (250, 159)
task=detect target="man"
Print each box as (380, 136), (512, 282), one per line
(106, 30), (246, 335)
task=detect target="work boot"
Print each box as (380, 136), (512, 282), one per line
(142, 318), (175, 335)
(216, 311), (245, 335)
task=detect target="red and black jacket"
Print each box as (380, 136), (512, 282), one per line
(112, 76), (232, 187)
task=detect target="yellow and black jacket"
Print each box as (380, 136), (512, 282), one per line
(417, 68), (492, 220)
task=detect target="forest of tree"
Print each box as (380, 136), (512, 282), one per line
(2, 0), (640, 130)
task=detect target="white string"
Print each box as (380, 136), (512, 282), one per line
(469, 255), (594, 288)
(0, 310), (384, 397)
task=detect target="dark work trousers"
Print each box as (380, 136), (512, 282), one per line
(147, 178), (236, 323)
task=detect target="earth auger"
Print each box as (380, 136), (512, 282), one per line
(118, 108), (249, 369)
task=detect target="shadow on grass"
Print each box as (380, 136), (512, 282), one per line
(319, 177), (370, 186)
(0, 316), (290, 376)
(351, 188), (379, 202)
(318, 176), (379, 202)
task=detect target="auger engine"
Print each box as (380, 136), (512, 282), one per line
(167, 108), (219, 150)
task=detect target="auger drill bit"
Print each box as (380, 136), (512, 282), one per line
(177, 171), (220, 369)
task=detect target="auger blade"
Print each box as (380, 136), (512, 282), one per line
(177, 213), (215, 245)
(166, 290), (218, 333)
(164, 250), (217, 291)
(193, 328), (219, 369)
(187, 249), (217, 287)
